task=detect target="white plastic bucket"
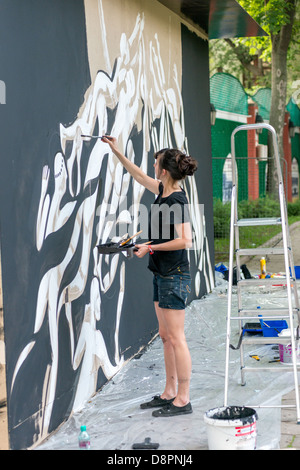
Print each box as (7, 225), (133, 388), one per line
(204, 406), (257, 450)
(279, 344), (300, 363)
(278, 329), (300, 364)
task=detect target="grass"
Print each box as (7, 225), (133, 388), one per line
(287, 435), (296, 448)
(214, 215), (300, 264)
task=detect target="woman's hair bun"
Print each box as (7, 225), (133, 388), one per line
(155, 148), (198, 180)
(177, 153), (198, 177)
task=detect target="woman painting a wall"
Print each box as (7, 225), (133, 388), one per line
(0, 0), (214, 449)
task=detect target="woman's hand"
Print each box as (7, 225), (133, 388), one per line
(101, 135), (160, 195)
(134, 244), (151, 258)
(101, 135), (119, 153)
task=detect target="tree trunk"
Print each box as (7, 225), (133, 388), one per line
(267, 0), (296, 196)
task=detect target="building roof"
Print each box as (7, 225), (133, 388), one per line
(157, 0), (267, 39)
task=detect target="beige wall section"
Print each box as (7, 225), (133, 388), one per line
(84, 0), (182, 90)
(0, 251), (9, 450)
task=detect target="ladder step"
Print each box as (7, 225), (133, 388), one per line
(236, 217), (282, 227)
(242, 336), (293, 345)
(232, 315), (291, 321)
(237, 308), (299, 318)
(236, 247), (286, 256)
(237, 278), (295, 286)
(242, 365), (300, 372)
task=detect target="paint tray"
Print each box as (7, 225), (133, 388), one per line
(96, 242), (136, 255)
(242, 323), (262, 335)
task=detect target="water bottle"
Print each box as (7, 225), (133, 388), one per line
(78, 425), (90, 450)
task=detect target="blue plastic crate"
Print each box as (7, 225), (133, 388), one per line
(289, 266), (300, 279)
(258, 315), (288, 337)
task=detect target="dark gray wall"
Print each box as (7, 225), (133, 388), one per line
(182, 25), (215, 295)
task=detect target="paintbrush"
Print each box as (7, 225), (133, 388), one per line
(81, 134), (114, 141)
(120, 230), (143, 246)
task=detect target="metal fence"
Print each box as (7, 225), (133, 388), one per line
(213, 155), (288, 262)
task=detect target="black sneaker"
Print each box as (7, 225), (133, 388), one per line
(152, 402), (192, 417)
(140, 395), (175, 409)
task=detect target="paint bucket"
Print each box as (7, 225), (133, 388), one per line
(279, 344), (300, 364)
(278, 329), (300, 364)
(204, 406), (257, 450)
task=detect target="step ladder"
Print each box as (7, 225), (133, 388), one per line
(224, 123), (300, 423)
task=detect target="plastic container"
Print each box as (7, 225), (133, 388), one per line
(278, 328), (300, 364)
(204, 406), (257, 450)
(279, 344), (300, 363)
(289, 266), (300, 279)
(78, 425), (91, 450)
(258, 315), (288, 337)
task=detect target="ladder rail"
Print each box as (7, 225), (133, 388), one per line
(224, 123), (300, 422)
(224, 184), (237, 407)
(231, 123), (284, 185)
(278, 182), (300, 420)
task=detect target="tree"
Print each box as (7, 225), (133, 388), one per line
(237, 0), (298, 195)
(210, 0), (299, 195)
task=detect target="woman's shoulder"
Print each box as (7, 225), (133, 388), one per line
(169, 188), (188, 204)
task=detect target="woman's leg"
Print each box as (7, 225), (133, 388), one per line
(161, 307), (192, 407)
(154, 301), (177, 399)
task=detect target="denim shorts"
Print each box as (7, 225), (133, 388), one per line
(153, 272), (192, 310)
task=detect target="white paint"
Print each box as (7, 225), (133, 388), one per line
(72, 277), (124, 412)
(0, 339), (5, 365)
(216, 109), (248, 124)
(12, 3), (214, 443)
(0, 80), (5, 104)
(11, 341), (35, 391)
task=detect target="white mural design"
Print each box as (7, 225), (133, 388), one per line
(11, 6), (214, 442)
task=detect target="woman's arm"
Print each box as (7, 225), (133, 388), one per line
(102, 136), (160, 195)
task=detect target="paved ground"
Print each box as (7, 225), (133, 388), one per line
(244, 222), (300, 450)
(280, 388), (300, 449)
(243, 221), (300, 275)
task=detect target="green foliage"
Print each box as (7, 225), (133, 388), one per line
(213, 199), (232, 238)
(213, 196), (281, 238)
(287, 199), (300, 215)
(213, 197), (300, 261)
(238, 195), (280, 218)
(214, 197), (300, 238)
(238, 0), (296, 34)
(210, 0), (300, 98)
